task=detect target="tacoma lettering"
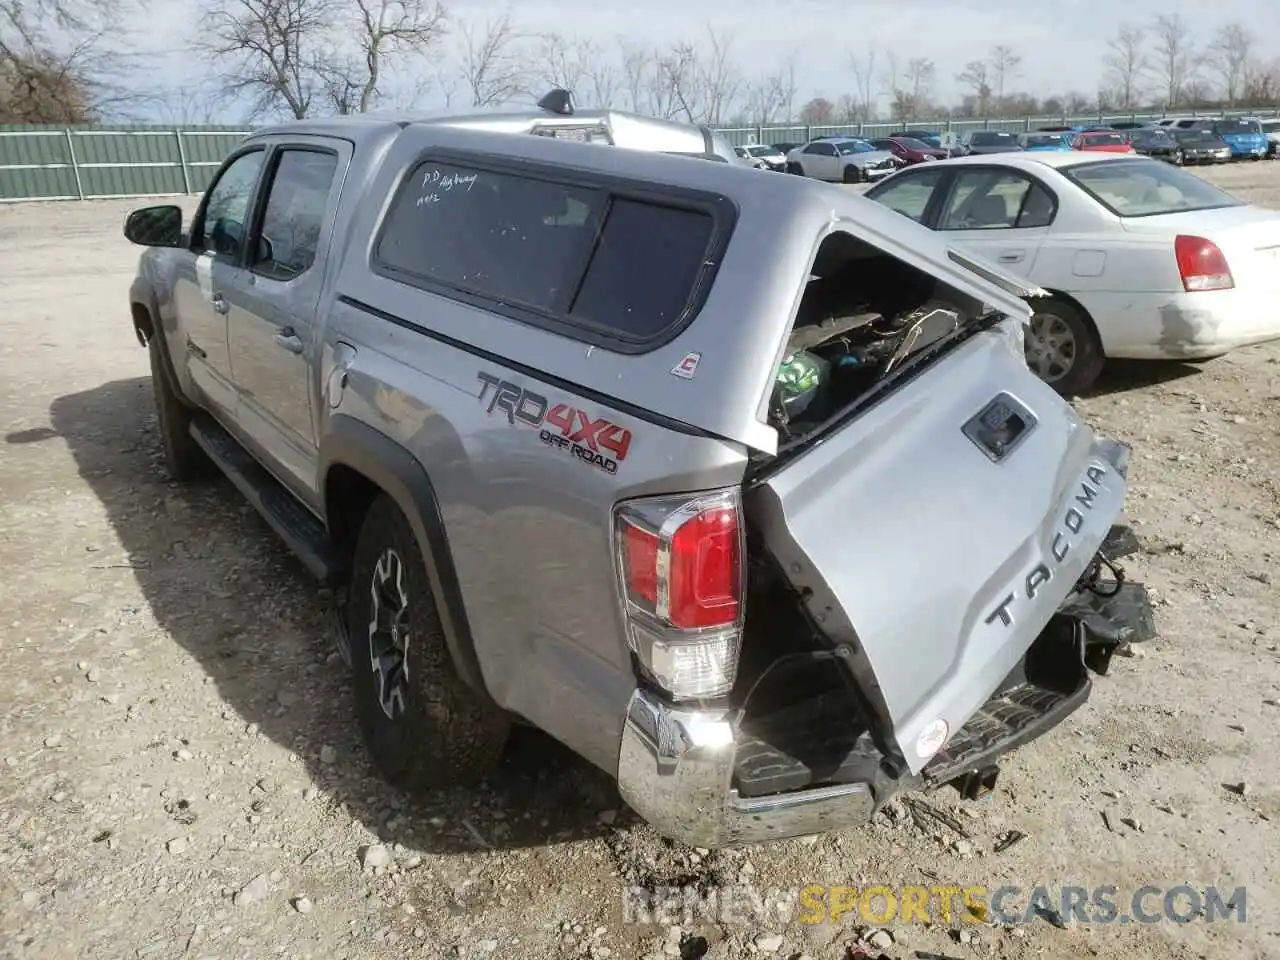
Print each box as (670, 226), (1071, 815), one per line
(984, 465), (1108, 628)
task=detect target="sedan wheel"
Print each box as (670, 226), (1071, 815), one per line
(1024, 299), (1106, 396)
(1026, 313), (1077, 384)
(1173, 149), (1184, 166)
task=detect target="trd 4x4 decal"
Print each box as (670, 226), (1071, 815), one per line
(476, 371), (632, 475)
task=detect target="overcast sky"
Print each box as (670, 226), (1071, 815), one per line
(130, 0), (1280, 121)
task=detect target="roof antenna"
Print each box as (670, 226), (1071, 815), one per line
(537, 88), (575, 116)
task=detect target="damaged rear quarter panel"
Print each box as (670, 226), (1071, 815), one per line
(323, 299), (750, 777)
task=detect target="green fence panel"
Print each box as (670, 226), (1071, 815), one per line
(3, 112), (1279, 201)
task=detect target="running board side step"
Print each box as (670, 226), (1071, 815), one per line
(189, 415), (347, 585)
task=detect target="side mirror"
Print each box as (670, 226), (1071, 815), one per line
(256, 234), (274, 264)
(124, 204), (183, 248)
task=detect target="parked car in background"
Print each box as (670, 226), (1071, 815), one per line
(1070, 131), (1135, 154)
(1037, 125), (1077, 133)
(1019, 132), (1072, 152)
(937, 131), (964, 155)
(958, 130), (1023, 155)
(1107, 121), (1151, 131)
(1210, 117), (1270, 160)
(1169, 128), (1233, 164)
(864, 153), (1280, 394)
(870, 136), (948, 164)
(888, 129), (945, 150)
(785, 137), (901, 182)
(734, 143), (787, 171)
(1264, 119), (1280, 157)
(1126, 126), (1183, 163)
(771, 142), (803, 156)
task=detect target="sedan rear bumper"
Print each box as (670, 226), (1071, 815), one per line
(1083, 288), (1280, 359)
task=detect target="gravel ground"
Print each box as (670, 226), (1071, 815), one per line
(1, 162), (1278, 960)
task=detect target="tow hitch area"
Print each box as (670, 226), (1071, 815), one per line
(954, 766), (1000, 801)
(1066, 522), (1158, 676)
(925, 523), (1159, 797)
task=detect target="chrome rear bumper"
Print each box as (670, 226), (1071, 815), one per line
(616, 689), (874, 849)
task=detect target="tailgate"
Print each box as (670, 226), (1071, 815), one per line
(747, 318), (1129, 774)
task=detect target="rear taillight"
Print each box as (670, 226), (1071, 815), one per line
(1175, 234), (1234, 292)
(614, 488), (745, 700)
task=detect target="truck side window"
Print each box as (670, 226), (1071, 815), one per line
(195, 149), (266, 259)
(569, 199), (714, 339)
(251, 149), (340, 281)
(376, 162), (599, 311)
(375, 161), (722, 346)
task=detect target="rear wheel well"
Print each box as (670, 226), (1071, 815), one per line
(1036, 290), (1103, 356)
(324, 464), (382, 561)
(131, 302), (154, 347)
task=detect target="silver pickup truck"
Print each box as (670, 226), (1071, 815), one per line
(124, 101), (1157, 849)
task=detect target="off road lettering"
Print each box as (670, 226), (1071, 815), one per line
(475, 370), (632, 472)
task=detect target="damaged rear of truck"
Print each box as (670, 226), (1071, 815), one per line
(611, 169), (1157, 848)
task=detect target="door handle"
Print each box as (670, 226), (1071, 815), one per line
(211, 293), (230, 314)
(273, 327), (304, 354)
(997, 252), (1025, 263)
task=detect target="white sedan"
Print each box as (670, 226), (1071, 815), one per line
(863, 152), (1280, 394)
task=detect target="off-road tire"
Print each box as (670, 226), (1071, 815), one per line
(1025, 297), (1106, 397)
(149, 335), (216, 481)
(347, 494), (509, 790)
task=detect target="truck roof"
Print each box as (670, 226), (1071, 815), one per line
(246, 99), (726, 154)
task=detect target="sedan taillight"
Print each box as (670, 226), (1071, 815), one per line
(1175, 235), (1234, 292)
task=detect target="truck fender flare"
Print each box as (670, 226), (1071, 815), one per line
(130, 279), (191, 406)
(319, 415), (494, 704)
(129, 277), (159, 347)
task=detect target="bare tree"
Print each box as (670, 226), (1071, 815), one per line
(697, 26), (740, 125)
(956, 59), (992, 115)
(880, 53), (932, 121)
(848, 42), (878, 121)
(457, 11), (528, 107)
(198, 0), (333, 119)
(780, 51), (797, 123)
(650, 41), (698, 120)
(989, 44), (1021, 101)
(530, 32), (590, 98)
(1, 0), (140, 122)
(1103, 24), (1147, 109)
(906, 57), (935, 103)
(1208, 22), (1252, 106)
(797, 96), (834, 125)
(1063, 90), (1092, 114)
(1244, 57), (1280, 105)
(1151, 13), (1193, 107)
(744, 68), (793, 125)
(352, 0), (446, 113)
(617, 38), (649, 114)
(834, 93), (858, 123)
(152, 84), (223, 124)
(881, 51), (903, 116)
(581, 42), (618, 109)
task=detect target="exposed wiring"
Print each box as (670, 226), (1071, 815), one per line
(1076, 552), (1125, 597)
